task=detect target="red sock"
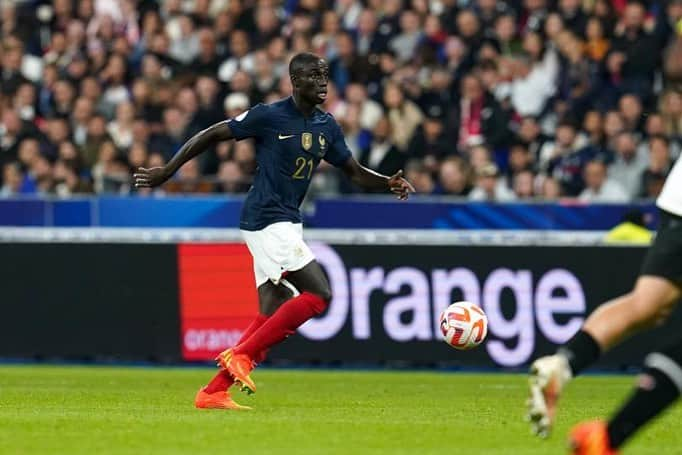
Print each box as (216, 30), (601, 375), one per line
(234, 292), (327, 359)
(203, 313), (269, 393)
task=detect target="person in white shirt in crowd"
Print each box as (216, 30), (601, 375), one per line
(579, 159), (629, 202)
(389, 10), (423, 63)
(608, 131), (648, 198)
(345, 83), (383, 131)
(512, 169), (537, 199)
(469, 163), (516, 201)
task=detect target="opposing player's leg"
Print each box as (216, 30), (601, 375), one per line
(528, 276), (681, 437)
(570, 337), (682, 454)
(528, 211), (682, 437)
(220, 261), (331, 394)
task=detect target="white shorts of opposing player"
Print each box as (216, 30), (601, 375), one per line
(241, 221), (315, 289)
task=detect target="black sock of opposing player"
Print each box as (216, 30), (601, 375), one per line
(607, 359), (681, 448)
(557, 330), (601, 375)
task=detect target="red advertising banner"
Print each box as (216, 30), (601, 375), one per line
(178, 243), (259, 361)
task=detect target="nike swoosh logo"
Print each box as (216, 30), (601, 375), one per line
(278, 134), (295, 140)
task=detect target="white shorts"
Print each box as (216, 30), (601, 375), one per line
(241, 222), (316, 287)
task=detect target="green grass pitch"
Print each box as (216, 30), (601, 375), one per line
(1, 366), (681, 454)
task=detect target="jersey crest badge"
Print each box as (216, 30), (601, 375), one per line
(301, 132), (313, 151)
(318, 134), (327, 156)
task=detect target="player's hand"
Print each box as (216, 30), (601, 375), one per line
(133, 167), (169, 188)
(387, 170), (415, 201)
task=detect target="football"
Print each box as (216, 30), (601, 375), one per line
(439, 301), (488, 350)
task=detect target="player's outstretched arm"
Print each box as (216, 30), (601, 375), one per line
(133, 121), (233, 188)
(341, 157), (415, 200)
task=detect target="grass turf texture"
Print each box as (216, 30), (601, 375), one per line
(1, 367), (681, 454)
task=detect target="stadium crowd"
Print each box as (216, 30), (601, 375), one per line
(0, 0), (681, 201)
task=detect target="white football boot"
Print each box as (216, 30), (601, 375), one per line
(526, 354), (573, 438)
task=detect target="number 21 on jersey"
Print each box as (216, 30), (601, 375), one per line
(292, 157), (314, 180)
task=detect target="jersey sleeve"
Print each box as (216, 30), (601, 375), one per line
(325, 117), (352, 167)
(227, 103), (268, 140)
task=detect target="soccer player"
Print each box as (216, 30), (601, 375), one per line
(134, 52), (414, 410)
(526, 154), (682, 451)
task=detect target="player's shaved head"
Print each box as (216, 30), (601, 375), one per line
(289, 52), (329, 109)
(289, 52), (322, 77)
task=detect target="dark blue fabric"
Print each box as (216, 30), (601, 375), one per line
(228, 97), (352, 231)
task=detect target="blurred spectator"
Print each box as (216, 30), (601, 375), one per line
(0, 109), (27, 164)
(408, 111), (451, 169)
(165, 158), (213, 193)
(502, 32), (559, 117)
(584, 16), (610, 62)
(53, 159), (91, 197)
(313, 11), (342, 60)
(582, 110), (605, 149)
(603, 109), (626, 150)
(224, 93), (250, 120)
(217, 160), (250, 193)
(0, 162), (22, 196)
(540, 176), (563, 199)
(404, 159), (436, 194)
(195, 76), (223, 125)
(608, 131), (648, 198)
(1, 39), (28, 95)
(355, 9), (387, 56)
(506, 142), (535, 184)
(359, 116), (405, 179)
(82, 114), (111, 169)
(608, 2), (661, 101)
(579, 159), (628, 202)
(383, 81), (423, 151)
(640, 135), (672, 199)
(13, 82), (37, 122)
(337, 103), (367, 159)
(452, 74), (509, 152)
(469, 163), (516, 201)
(168, 15), (199, 65)
(218, 29), (254, 82)
(495, 14), (523, 56)
(438, 156), (472, 196)
(389, 10), (423, 63)
(512, 169), (537, 199)
(345, 83), (383, 131)
(618, 93), (644, 134)
(539, 120), (589, 192)
(108, 100), (135, 149)
(192, 28), (220, 75)
(660, 91), (682, 141)
(467, 144), (494, 175)
(329, 32), (370, 94)
(516, 116), (549, 159)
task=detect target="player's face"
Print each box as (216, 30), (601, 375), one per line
(295, 60), (329, 105)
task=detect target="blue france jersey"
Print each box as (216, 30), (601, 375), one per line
(228, 97), (352, 231)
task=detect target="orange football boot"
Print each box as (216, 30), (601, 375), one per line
(194, 389), (251, 410)
(215, 348), (257, 394)
(569, 421), (619, 455)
